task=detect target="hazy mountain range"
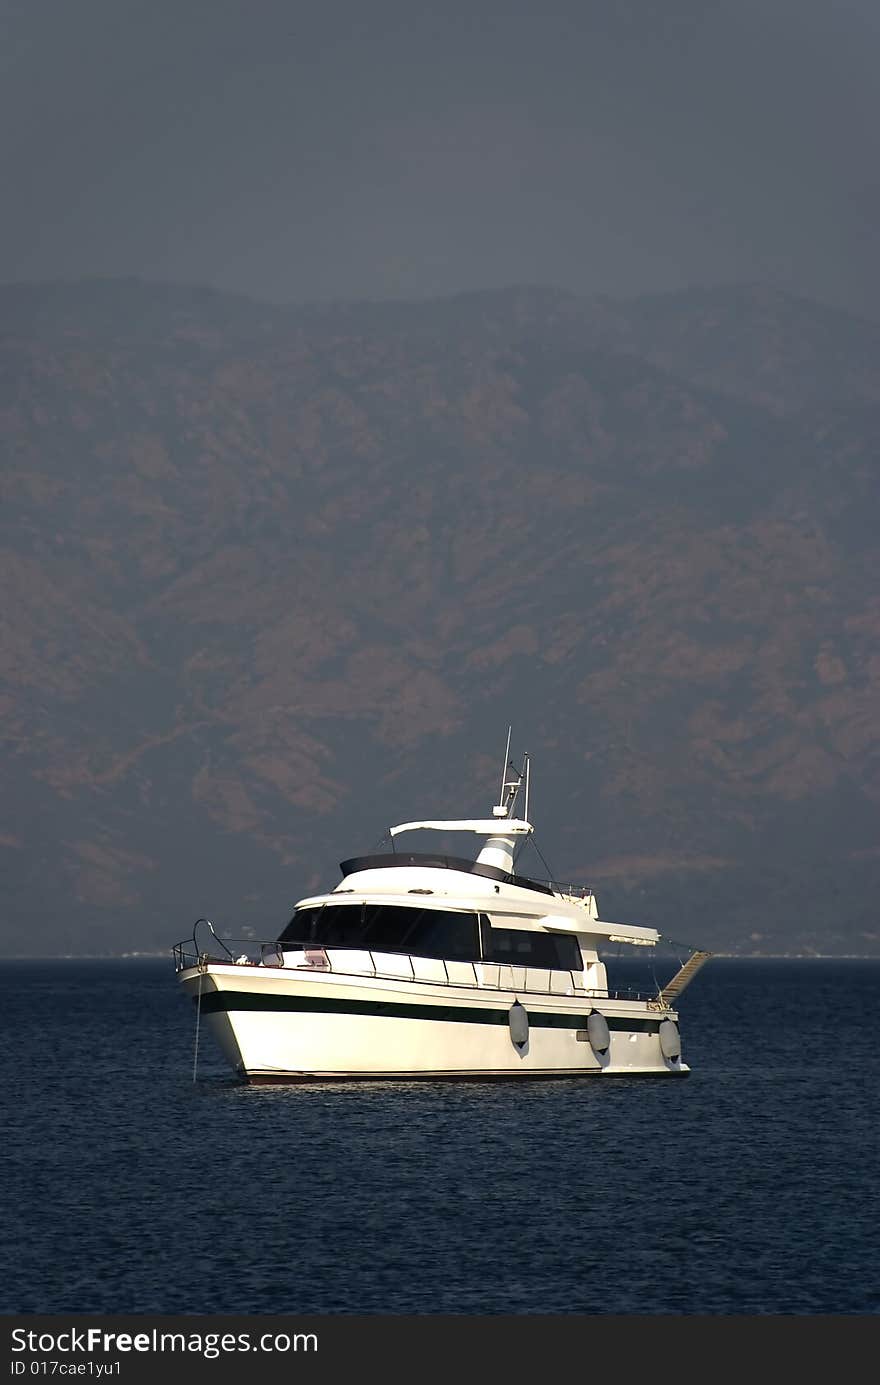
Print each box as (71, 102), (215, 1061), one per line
(2, 279), (878, 957)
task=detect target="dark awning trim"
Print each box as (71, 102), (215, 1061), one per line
(339, 853), (555, 897)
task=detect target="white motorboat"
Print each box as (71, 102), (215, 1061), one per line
(174, 738), (710, 1081)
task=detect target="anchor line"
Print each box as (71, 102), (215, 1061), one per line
(193, 968), (203, 1084)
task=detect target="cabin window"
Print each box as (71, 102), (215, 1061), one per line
(479, 916), (583, 971)
(279, 904), (480, 962)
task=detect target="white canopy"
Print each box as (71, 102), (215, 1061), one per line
(389, 818), (533, 838)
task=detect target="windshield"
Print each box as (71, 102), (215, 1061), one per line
(278, 904), (480, 962)
(279, 904), (583, 970)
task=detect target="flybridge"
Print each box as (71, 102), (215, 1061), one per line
(379, 734), (659, 945)
(389, 731), (533, 875)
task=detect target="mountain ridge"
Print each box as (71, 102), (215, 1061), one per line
(1, 278), (877, 956)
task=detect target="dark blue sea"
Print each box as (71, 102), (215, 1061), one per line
(2, 958), (878, 1315)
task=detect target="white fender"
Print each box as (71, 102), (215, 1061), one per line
(587, 1010), (610, 1056)
(659, 1018), (682, 1059)
(508, 1000), (529, 1050)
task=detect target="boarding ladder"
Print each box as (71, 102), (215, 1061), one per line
(659, 950), (713, 1006)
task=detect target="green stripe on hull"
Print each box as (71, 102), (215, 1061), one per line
(198, 989), (662, 1033)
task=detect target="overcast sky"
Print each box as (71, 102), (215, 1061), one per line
(2, 0), (879, 312)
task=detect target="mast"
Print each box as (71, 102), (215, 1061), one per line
(477, 731), (530, 873)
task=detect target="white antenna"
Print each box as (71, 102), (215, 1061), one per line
(523, 753), (530, 823)
(498, 725), (512, 806)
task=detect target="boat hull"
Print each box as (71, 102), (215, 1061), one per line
(180, 964), (688, 1081)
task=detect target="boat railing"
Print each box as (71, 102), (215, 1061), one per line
(173, 937), (284, 971)
(532, 884), (594, 904)
(173, 934), (662, 1001)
